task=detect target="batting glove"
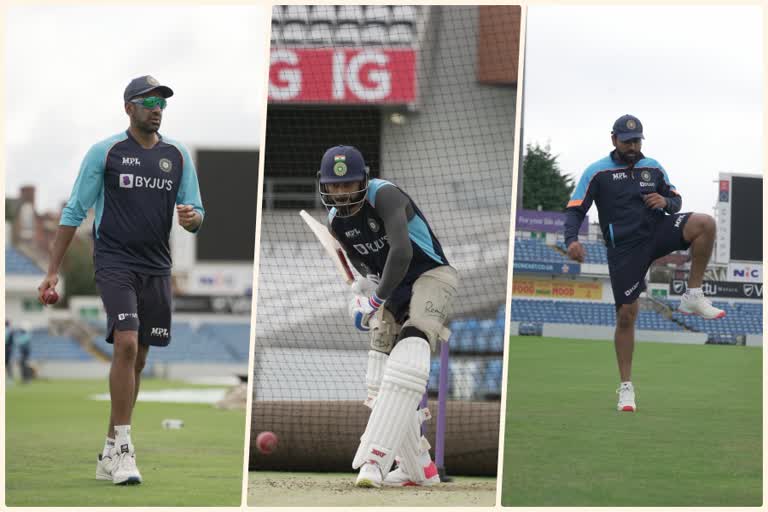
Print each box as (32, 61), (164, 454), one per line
(349, 293), (384, 331)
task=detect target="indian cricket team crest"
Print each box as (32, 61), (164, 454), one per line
(333, 155), (347, 176)
(626, 119), (637, 130)
(159, 158), (173, 173)
(641, 170), (652, 182)
(367, 218), (380, 232)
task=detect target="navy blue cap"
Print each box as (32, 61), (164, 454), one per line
(319, 146), (367, 183)
(612, 114), (644, 142)
(123, 75), (174, 102)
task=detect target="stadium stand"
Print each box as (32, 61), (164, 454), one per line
(511, 299), (685, 331)
(669, 300), (762, 336)
(514, 238), (567, 263)
(6, 247), (43, 275)
(271, 5), (422, 46)
(28, 329), (92, 360)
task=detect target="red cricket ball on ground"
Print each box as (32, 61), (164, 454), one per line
(42, 288), (59, 305)
(256, 431), (278, 455)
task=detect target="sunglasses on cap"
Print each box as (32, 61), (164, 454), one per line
(129, 96), (167, 110)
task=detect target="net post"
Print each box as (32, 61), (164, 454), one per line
(435, 338), (450, 481)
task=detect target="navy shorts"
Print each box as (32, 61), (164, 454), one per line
(607, 212), (692, 306)
(95, 268), (173, 347)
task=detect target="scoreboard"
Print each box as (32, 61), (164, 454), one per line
(715, 173), (762, 263)
(195, 149), (260, 262)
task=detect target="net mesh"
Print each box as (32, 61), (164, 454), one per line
(251, 5), (519, 477)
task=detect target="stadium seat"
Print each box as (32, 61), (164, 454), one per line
(337, 5), (364, 24)
(283, 5), (309, 24)
(334, 23), (361, 45)
(282, 22), (307, 44)
(388, 23), (414, 45)
(391, 5), (418, 24)
(307, 23), (333, 45)
(309, 5), (336, 24)
(6, 247), (43, 275)
(365, 5), (391, 25)
(271, 5), (283, 24)
(361, 23), (387, 45)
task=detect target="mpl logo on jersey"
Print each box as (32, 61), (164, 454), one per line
(612, 172), (627, 180)
(269, 48), (416, 104)
(122, 156), (141, 167)
(151, 327), (170, 338)
(727, 263), (762, 283)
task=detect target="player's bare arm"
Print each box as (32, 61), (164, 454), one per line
(37, 224), (77, 303)
(176, 204), (202, 231)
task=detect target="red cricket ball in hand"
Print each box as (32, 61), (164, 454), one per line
(256, 431), (278, 455)
(42, 288), (59, 305)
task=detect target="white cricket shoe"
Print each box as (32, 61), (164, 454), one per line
(355, 462), (383, 488)
(96, 450), (118, 481)
(617, 382), (636, 412)
(112, 450), (142, 485)
(678, 291), (726, 319)
(383, 461), (440, 487)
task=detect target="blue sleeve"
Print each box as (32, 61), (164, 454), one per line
(60, 144), (106, 227)
(564, 168), (596, 246)
(175, 143), (205, 232)
(655, 162), (682, 214)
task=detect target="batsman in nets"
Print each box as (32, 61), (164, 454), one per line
(318, 145), (459, 488)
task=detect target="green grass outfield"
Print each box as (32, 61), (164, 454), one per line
(6, 379), (245, 507)
(502, 336), (762, 507)
(248, 471), (496, 507)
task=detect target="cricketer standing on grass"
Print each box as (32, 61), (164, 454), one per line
(564, 114), (723, 412)
(318, 145), (459, 488)
(36, 75), (204, 485)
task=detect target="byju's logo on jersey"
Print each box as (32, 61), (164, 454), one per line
(122, 156), (141, 166)
(159, 158), (172, 173)
(353, 235), (389, 255)
(613, 172), (627, 180)
(119, 174), (173, 191)
(119, 174), (134, 188)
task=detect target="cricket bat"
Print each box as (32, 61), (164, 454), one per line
(299, 210), (355, 285)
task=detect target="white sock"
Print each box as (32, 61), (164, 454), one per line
(114, 425), (133, 453)
(686, 287), (702, 296)
(102, 437), (115, 458)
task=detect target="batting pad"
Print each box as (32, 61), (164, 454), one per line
(364, 350), (389, 409)
(396, 409), (434, 484)
(352, 337), (430, 473)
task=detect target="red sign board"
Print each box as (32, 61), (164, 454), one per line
(269, 48), (416, 104)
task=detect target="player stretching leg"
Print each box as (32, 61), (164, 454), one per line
(564, 115), (723, 413)
(37, 76), (204, 484)
(317, 146), (459, 487)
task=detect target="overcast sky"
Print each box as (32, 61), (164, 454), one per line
(523, 5), (763, 216)
(5, 4), (268, 211)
